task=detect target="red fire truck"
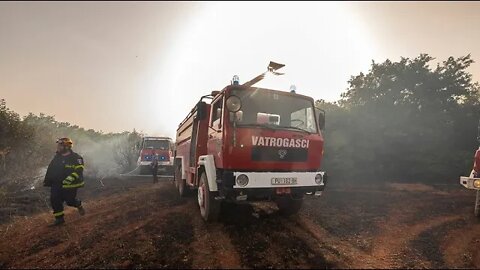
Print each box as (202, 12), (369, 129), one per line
(137, 136), (174, 175)
(174, 62), (327, 221)
(460, 120), (480, 217)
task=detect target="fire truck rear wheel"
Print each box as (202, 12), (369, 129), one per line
(198, 172), (221, 222)
(275, 195), (304, 216)
(176, 177), (188, 197)
(475, 190), (480, 217)
(175, 165), (188, 197)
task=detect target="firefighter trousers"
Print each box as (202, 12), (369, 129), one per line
(50, 186), (82, 218)
(152, 166), (158, 183)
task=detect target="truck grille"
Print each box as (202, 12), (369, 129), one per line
(251, 147), (308, 162)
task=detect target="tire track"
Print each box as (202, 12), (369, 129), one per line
(406, 218), (466, 268)
(219, 202), (335, 269)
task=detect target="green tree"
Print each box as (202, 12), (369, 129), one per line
(1, 101), (144, 190)
(318, 54), (480, 183)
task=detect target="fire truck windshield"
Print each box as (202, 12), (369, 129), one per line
(229, 89), (318, 134)
(144, 140), (170, 150)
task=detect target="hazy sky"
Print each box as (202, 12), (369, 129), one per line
(1, 1), (479, 138)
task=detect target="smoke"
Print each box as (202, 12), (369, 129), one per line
(72, 133), (140, 180)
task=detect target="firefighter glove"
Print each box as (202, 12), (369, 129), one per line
(63, 175), (75, 185)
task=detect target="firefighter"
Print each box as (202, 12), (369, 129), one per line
(43, 138), (86, 226)
(151, 149), (159, 184)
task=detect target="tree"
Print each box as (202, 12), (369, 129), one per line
(318, 54), (480, 183)
(1, 102), (144, 190)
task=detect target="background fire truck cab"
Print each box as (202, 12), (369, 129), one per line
(137, 136), (174, 175)
(174, 73), (327, 221)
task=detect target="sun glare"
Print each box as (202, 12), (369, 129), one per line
(144, 2), (376, 136)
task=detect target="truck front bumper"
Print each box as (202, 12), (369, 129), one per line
(138, 161), (173, 166)
(232, 171), (326, 189)
(460, 176), (480, 190)
(216, 171), (327, 201)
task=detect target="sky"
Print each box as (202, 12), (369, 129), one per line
(1, 1), (479, 138)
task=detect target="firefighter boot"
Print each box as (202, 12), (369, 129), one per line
(50, 216), (65, 226)
(77, 205), (86, 216)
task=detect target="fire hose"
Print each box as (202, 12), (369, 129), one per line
(118, 165), (173, 178)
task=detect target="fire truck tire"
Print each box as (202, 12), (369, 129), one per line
(475, 190), (480, 217)
(176, 176), (189, 197)
(198, 172), (221, 222)
(174, 167), (186, 198)
(275, 195), (304, 216)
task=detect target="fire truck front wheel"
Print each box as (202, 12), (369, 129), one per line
(275, 195), (304, 216)
(198, 172), (221, 222)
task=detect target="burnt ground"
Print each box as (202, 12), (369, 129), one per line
(0, 177), (479, 269)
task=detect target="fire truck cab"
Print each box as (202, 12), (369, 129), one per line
(137, 136), (174, 175)
(174, 80), (327, 221)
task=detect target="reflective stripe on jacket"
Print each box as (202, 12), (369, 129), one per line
(44, 151), (85, 188)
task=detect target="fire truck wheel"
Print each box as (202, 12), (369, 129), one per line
(198, 172), (221, 222)
(176, 176), (188, 197)
(275, 195), (304, 216)
(475, 190), (480, 217)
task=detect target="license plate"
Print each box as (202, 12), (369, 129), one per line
(271, 177), (297, 185)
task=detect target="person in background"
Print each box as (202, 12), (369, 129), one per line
(151, 149), (159, 184)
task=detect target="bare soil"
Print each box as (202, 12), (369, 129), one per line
(0, 178), (479, 269)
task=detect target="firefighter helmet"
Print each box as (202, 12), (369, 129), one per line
(56, 137), (73, 147)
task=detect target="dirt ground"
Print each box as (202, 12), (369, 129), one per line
(0, 177), (479, 269)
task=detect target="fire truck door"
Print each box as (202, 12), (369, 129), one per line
(189, 119), (199, 168)
(208, 97), (224, 161)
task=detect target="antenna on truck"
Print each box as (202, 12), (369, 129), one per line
(242, 61), (285, 88)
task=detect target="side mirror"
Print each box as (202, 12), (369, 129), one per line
(230, 111), (243, 122)
(318, 110), (325, 130)
(197, 101), (207, 120)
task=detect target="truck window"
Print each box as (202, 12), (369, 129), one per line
(211, 97), (223, 129)
(230, 89), (318, 133)
(144, 140), (170, 150)
(291, 107), (316, 131)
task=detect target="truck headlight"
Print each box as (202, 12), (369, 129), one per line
(315, 174), (323, 184)
(474, 179), (480, 188)
(236, 174), (249, 187)
(226, 95), (242, 112)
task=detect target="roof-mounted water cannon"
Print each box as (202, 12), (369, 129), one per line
(242, 61), (285, 88)
(267, 61), (285, 75)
